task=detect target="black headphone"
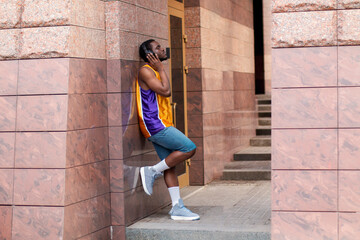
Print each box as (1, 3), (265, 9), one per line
(141, 43), (171, 60)
(142, 44), (154, 55)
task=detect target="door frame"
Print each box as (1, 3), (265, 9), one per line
(168, 0), (189, 188)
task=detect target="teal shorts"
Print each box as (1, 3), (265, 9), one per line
(148, 126), (196, 160)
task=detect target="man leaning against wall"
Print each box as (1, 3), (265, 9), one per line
(136, 39), (199, 221)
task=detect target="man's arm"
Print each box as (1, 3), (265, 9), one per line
(138, 53), (171, 97)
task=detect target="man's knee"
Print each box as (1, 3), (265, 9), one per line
(186, 148), (196, 158)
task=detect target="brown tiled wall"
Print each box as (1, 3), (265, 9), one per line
(65, 58), (110, 240)
(0, 57), (111, 239)
(1, 0), (259, 238)
(0, 0), (112, 239)
(0, 0), (172, 238)
(0, 58), (66, 239)
(105, 1), (171, 237)
(272, 1), (360, 239)
(185, 0), (256, 184)
(185, 0), (253, 28)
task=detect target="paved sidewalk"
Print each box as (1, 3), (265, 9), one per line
(127, 180), (271, 240)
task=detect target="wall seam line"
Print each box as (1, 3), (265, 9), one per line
(336, 5), (340, 240)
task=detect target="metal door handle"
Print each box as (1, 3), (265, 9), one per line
(171, 102), (177, 127)
(186, 159), (191, 166)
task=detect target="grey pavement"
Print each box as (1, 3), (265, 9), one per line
(126, 180), (271, 240)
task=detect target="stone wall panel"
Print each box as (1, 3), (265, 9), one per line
(338, 9), (360, 45)
(272, 0), (337, 12)
(272, 11), (337, 47)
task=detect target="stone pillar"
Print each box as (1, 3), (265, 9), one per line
(272, 1), (360, 239)
(263, 0), (272, 94)
(0, 0), (110, 239)
(105, 1), (171, 237)
(185, 0), (257, 184)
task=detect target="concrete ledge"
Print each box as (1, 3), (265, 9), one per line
(126, 181), (271, 240)
(126, 228), (270, 240)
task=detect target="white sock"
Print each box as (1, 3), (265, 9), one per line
(168, 187), (181, 206)
(151, 159), (170, 173)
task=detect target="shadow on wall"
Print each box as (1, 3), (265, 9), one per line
(122, 61), (153, 159)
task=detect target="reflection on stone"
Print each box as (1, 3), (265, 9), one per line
(123, 165), (140, 194)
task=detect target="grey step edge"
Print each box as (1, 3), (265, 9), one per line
(234, 153), (271, 161)
(250, 137), (271, 146)
(257, 99), (271, 104)
(222, 169), (271, 180)
(127, 228), (271, 240)
(258, 112), (271, 118)
(259, 118), (271, 126)
(256, 128), (271, 136)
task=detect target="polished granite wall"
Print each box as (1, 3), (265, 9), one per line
(185, 0), (257, 184)
(105, 0), (171, 238)
(0, 0), (110, 239)
(263, 0), (272, 94)
(0, 0), (259, 239)
(272, 1), (360, 239)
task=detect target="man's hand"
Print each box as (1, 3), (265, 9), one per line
(147, 53), (164, 72)
(138, 54), (171, 97)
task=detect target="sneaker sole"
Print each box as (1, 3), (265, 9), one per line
(131, 167), (140, 194)
(140, 167), (151, 195)
(171, 215), (200, 221)
(132, 167), (139, 189)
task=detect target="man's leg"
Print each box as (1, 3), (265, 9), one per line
(163, 149), (196, 187)
(164, 149), (196, 169)
(140, 148), (195, 195)
(163, 150), (194, 207)
(141, 127), (196, 195)
(140, 127), (200, 220)
(162, 151), (199, 221)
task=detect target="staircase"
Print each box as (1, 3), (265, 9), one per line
(222, 95), (271, 181)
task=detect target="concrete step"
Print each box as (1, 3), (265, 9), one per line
(258, 111), (271, 118)
(224, 161), (271, 170)
(222, 161), (271, 180)
(257, 105), (271, 111)
(234, 147), (271, 161)
(127, 227), (271, 240)
(257, 99), (271, 105)
(250, 136), (271, 146)
(222, 169), (271, 180)
(256, 94), (271, 100)
(259, 118), (271, 126)
(256, 126), (271, 136)
(126, 181), (271, 240)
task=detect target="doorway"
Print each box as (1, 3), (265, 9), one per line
(168, 0), (189, 187)
(253, 0), (265, 94)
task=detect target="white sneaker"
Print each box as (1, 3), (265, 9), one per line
(140, 166), (157, 195)
(169, 199), (200, 221)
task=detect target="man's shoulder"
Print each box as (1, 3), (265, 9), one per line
(140, 64), (156, 72)
(139, 65), (157, 79)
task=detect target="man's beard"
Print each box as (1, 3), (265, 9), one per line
(160, 48), (170, 61)
(159, 56), (168, 62)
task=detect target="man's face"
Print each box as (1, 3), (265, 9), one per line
(149, 41), (167, 61)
